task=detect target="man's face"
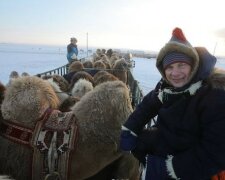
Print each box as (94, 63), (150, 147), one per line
(71, 39), (77, 45)
(165, 62), (192, 88)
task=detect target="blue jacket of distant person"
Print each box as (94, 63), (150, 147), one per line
(120, 27), (225, 180)
(67, 43), (78, 62)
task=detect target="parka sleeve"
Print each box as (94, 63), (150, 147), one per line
(123, 82), (162, 135)
(172, 89), (225, 180)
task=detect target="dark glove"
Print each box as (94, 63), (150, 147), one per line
(132, 128), (159, 167)
(145, 155), (169, 180)
(120, 130), (137, 151)
(132, 139), (147, 167)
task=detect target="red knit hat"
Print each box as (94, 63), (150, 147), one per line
(170, 27), (190, 45)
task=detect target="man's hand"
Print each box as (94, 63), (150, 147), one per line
(120, 130), (137, 151)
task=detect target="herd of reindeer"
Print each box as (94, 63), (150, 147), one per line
(0, 48), (142, 180)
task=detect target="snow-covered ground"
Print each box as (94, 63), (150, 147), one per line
(0, 43), (88, 85)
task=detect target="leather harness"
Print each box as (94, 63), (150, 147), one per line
(0, 108), (79, 180)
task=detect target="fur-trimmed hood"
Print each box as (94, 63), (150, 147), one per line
(207, 68), (225, 90)
(156, 28), (199, 85)
(156, 29), (217, 90)
(157, 46), (223, 104)
(192, 47), (223, 89)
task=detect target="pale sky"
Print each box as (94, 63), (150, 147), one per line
(1, 0), (225, 56)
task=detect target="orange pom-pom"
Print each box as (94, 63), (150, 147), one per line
(172, 27), (187, 41)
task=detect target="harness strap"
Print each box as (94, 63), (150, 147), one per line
(0, 121), (33, 146)
(0, 108), (53, 146)
(0, 109), (78, 180)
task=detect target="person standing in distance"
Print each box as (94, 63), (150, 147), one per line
(67, 37), (78, 63)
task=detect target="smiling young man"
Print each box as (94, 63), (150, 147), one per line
(120, 28), (225, 179)
(163, 52), (193, 88)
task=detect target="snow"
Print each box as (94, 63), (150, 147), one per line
(0, 43), (89, 85)
(132, 57), (161, 95)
